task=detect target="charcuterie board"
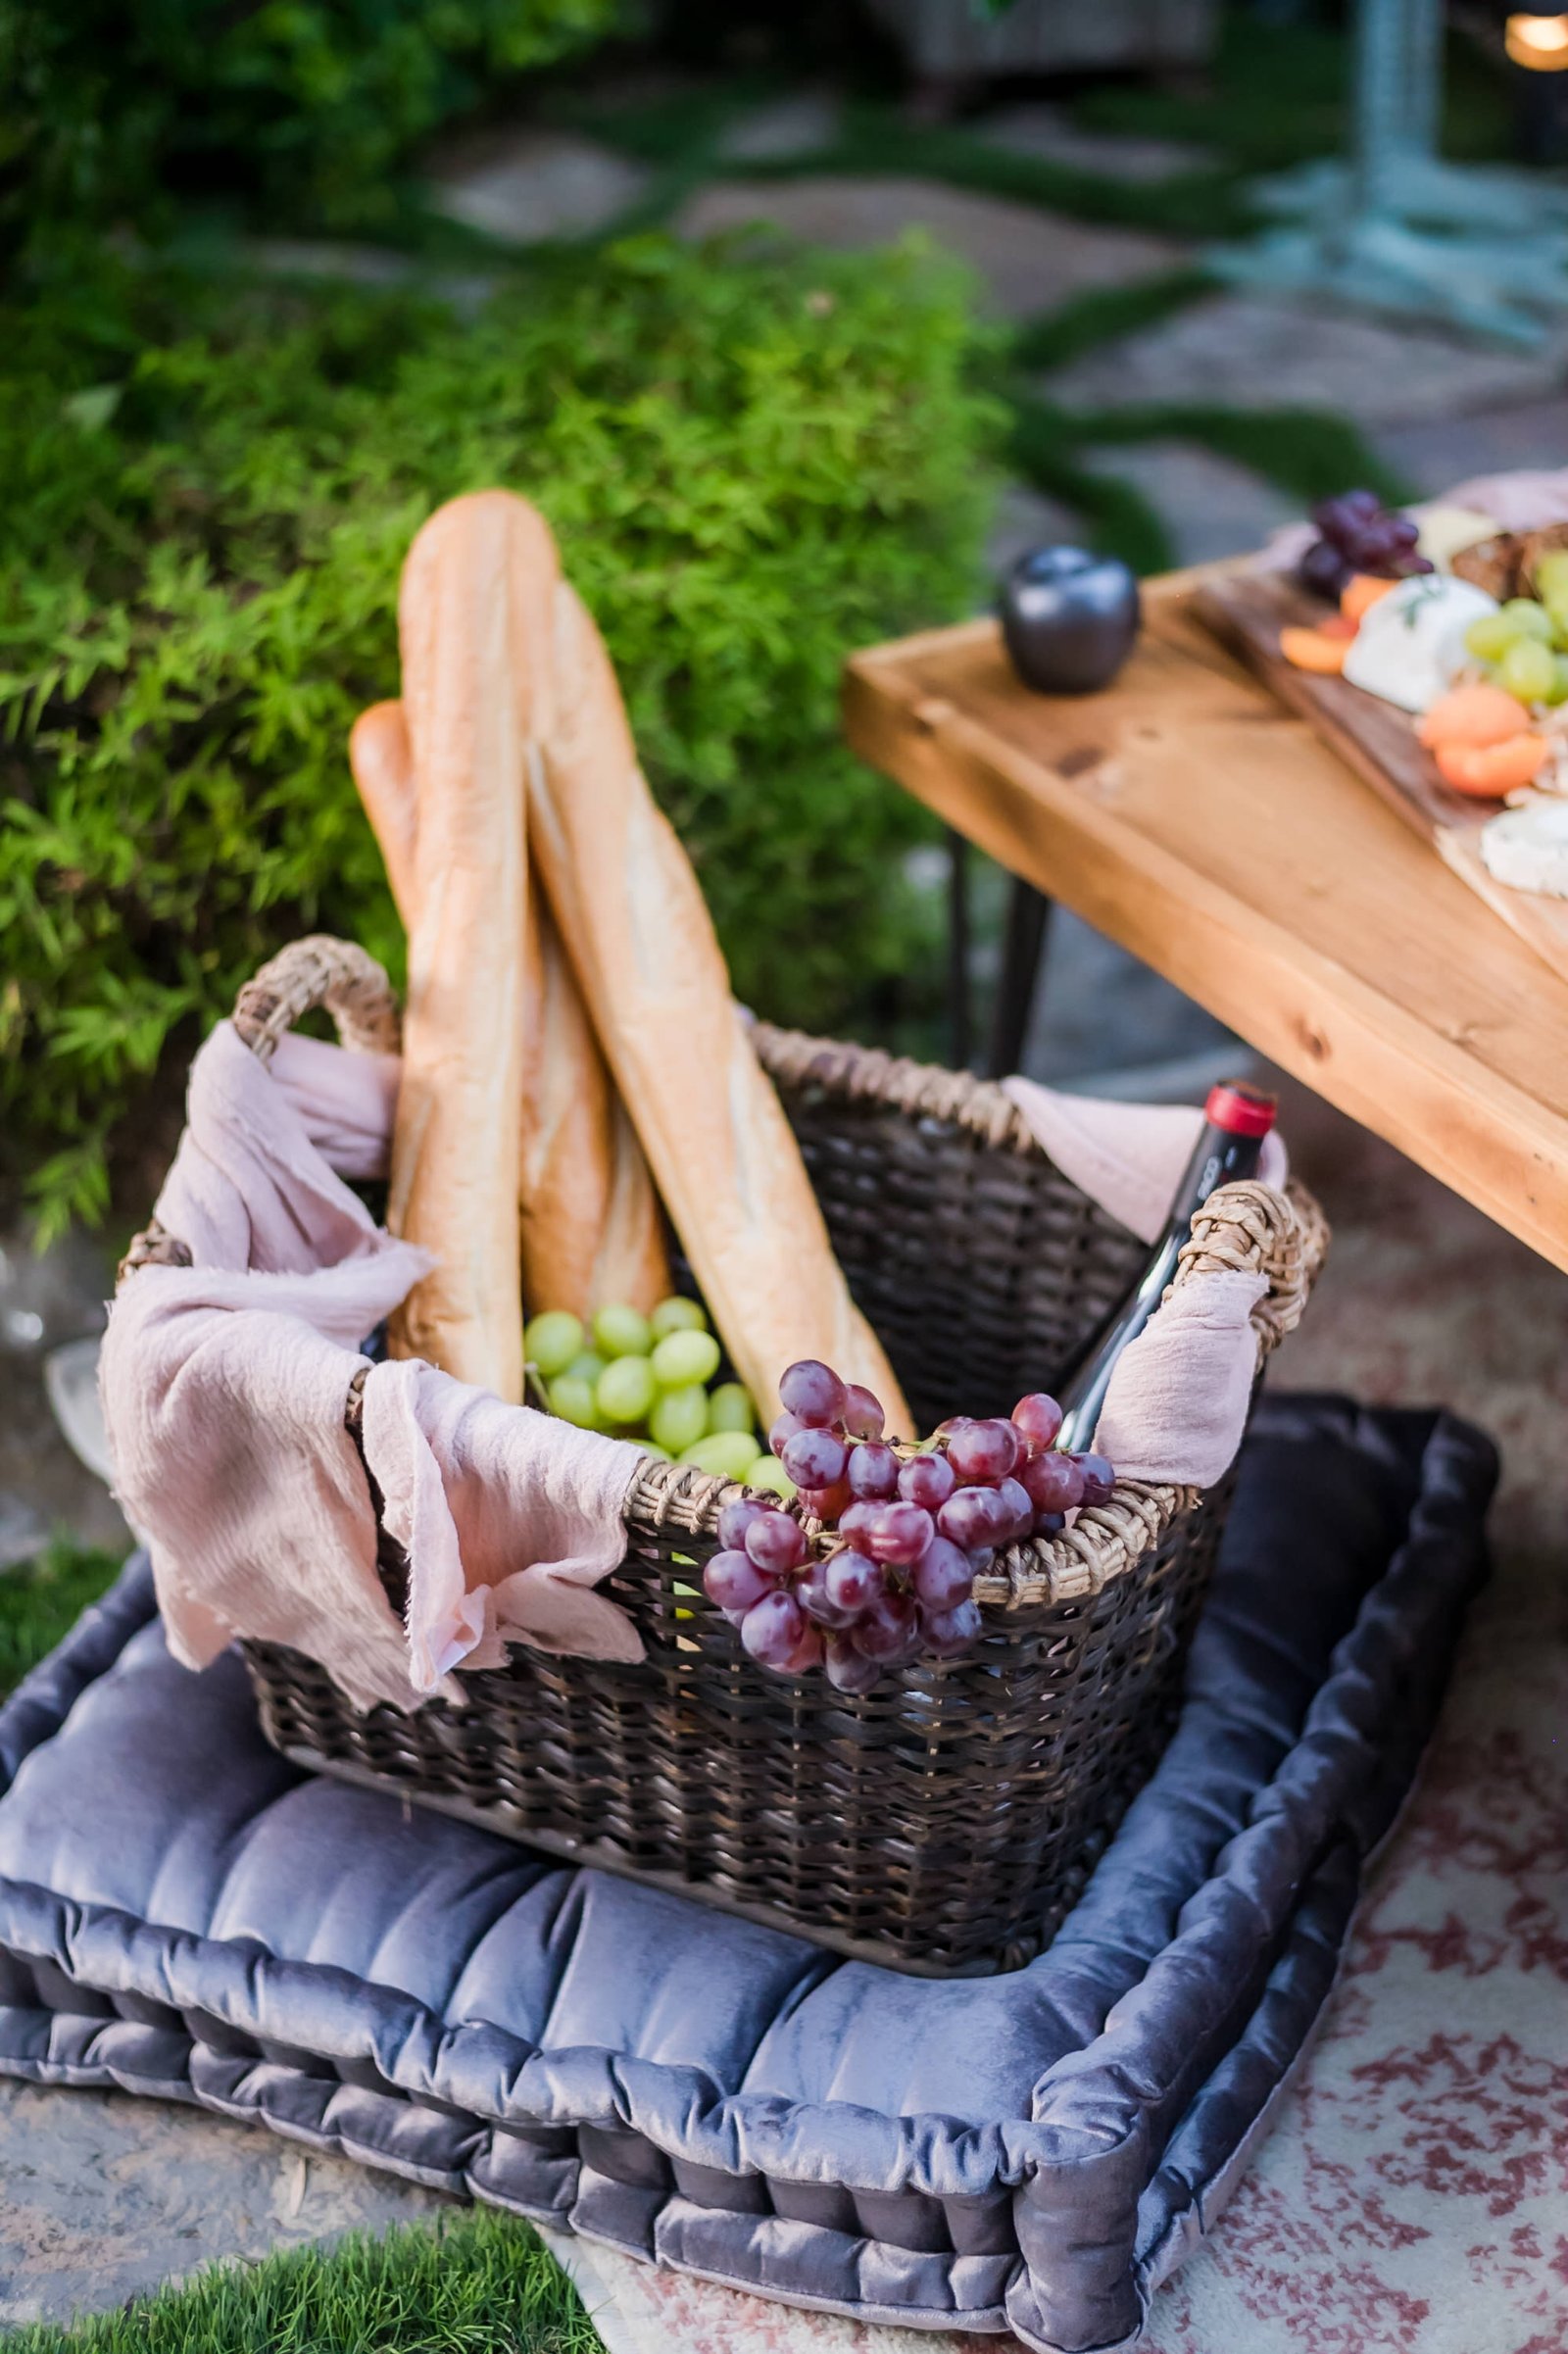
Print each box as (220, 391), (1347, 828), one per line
(1193, 565), (1568, 989)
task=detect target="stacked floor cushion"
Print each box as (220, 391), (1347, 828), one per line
(0, 1395), (1495, 2353)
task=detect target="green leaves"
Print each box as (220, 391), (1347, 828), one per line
(1, 239), (998, 1239)
(7, 2203), (599, 2352)
(2, 0), (620, 255)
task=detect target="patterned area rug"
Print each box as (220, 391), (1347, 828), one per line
(1142, 1082), (1568, 2354)
(547, 1081), (1568, 2354)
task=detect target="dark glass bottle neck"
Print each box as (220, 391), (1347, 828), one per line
(1172, 1121), (1267, 1224)
(1054, 1115), (1268, 1450)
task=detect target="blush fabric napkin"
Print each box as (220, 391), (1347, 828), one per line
(99, 1022), (645, 1712)
(1442, 466), (1568, 531)
(1091, 1265), (1271, 1488)
(1000, 1077), (1288, 1248)
(1002, 1075), (1289, 1486)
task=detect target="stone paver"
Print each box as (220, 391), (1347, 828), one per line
(718, 94), (840, 162)
(984, 478), (1082, 578)
(676, 178), (1184, 317)
(432, 128), (647, 245)
(977, 102), (1216, 184)
(246, 238), (422, 287)
(1047, 290), (1568, 427)
(1372, 391), (1568, 497)
(1082, 439), (1299, 567)
(1, 1232), (126, 1559)
(0, 2078), (449, 2325)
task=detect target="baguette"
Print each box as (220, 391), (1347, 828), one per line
(529, 564), (911, 1431)
(349, 701), (418, 920)
(519, 897), (672, 1316)
(384, 492), (543, 1400)
(351, 700), (670, 1318)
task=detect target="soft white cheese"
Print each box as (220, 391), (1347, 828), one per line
(1341, 573), (1499, 712)
(1480, 795), (1568, 898)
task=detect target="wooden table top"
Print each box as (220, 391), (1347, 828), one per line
(844, 570), (1568, 1275)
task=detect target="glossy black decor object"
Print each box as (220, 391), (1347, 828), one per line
(1001, 544), (1141, 694)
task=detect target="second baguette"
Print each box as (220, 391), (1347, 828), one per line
(529, 568), (911, 1432)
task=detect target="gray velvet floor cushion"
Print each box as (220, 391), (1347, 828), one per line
(0, 1395), (1494, 2354)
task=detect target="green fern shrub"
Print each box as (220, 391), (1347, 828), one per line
(0, 237), (1000, 1240)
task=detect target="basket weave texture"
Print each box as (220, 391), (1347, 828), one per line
(138, 937), (1327, 1976)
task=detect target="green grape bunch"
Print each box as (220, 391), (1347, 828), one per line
(523, 1300), (791, 1496)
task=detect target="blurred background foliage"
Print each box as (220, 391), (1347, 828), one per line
(1, 238), (998, 1240)
(0, 0), (1529, 1246)
(0, 0), (618, 251)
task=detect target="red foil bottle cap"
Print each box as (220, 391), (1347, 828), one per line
(1204, 1081), (1277, 1140)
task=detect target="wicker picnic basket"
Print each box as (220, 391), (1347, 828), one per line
(131, 937), (1328, 1977)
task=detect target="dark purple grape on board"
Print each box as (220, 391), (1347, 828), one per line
(1297, 536), (1352, 602)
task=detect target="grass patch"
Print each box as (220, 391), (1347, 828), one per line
(0, 1541), (126, 1693)
(1004, 389), (1416, 578)
(1010, 269), (1221, 374)
(703, 108), (1259, 241)
(1067, 9), (1515, 172)
(1059, 399), (1415, 510)
(558, 77), (1256, 239)
(6, 2208), (602, 2353)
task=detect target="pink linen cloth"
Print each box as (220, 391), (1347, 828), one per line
(1002, 1076), (1288, 1486)
(1092, 1266), (1270, 1488)
(99, 1022), (645, 1712)
(1440, 466), (1568, 531)
(1000, 1078), (1287, 1247)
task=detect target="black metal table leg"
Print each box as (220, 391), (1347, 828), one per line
(947, 828), (972, 1072)
(987, 875), (1053, 1080)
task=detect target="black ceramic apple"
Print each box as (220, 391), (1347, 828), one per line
(1000, 545), (1141, 695)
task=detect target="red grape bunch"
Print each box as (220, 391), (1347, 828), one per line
(701, 1359), (1115, 1691)
(1296, 489), (1434, 602)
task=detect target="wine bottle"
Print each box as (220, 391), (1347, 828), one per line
(1054, 1081), (1277, 1455)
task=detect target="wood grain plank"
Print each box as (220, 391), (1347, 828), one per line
(843, 582), (1568, 1274)
(1192, 569), (1476, 837)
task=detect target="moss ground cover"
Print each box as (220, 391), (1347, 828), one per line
(554, 39), (1442, 580)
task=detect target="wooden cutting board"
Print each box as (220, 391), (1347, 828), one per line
(1194, 566), (1568, 989)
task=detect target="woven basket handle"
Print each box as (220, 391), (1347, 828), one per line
(232, 934), (401, 1064)
(1170, 1175), (1329, 1365)
(118, 935), (401, 1284)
